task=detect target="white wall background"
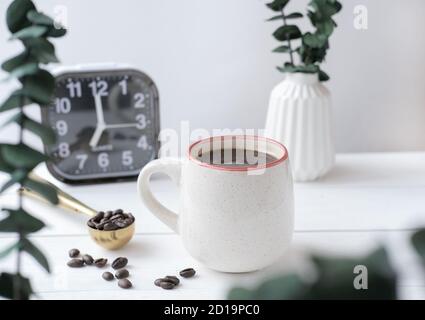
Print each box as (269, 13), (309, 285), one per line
(0, 0), (424, 152)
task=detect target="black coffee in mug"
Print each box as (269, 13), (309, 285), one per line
(197, 148), (278, 167)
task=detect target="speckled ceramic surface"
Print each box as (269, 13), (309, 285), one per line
(138, 136), (294, 273)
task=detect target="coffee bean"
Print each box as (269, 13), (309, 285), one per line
(93, 211), (104, 223)
(154, 278), (164, 287)
(112, 257), (128, 269)
(104, 211), (112, 219)
(114, 220), (128, 228)
(110, 214), (123, 221)
(102, 272), (114, 281)
(103, 222), (118, 231)
(67, 258), (84, 268)
(114, 209), (124, 214)
(165, 276), (180, 286)
(115, 269), (130, 279)
(118, 278), (132, 289)
(68, 248), (80, 258)
(82, 254), (94, 265)
(87, 220), (96, 228)
(94, 258), (108, 268)
(100, 218), (108, 224)
(179, 268), (196, 278)
(160, 281), (175, 290)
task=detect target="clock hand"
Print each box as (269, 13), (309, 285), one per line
(90, 123), (138, 148)
(104, 123), (138, 129)
(94, 94), (105, 125)
(89, 95), (106, 148)
(89, 124), (105, 148)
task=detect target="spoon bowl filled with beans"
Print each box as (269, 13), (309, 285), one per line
(87, 209), (136, 250)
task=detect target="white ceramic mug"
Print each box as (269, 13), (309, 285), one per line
(137, 135), (294, 272)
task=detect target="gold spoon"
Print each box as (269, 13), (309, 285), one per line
(19, 174), (135, 250)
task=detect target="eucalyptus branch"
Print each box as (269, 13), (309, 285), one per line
(0, 0), (65, 300)
(267, 0), (342, 81)
(280, 8), (294, 65)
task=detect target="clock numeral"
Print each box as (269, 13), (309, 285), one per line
(137, 135), (149, 150)
(97, 152), (109, 168)
(56, 120), (68, 136)
(89, 80), (109, 96)
(66, 81), (82, 98)
(55, 98), (71, 114)
(119, 79), (127, 95)
(58, 143), (70, 158)
(76, 154), (88, 170)
(122, 150), (133, 166)
(136, 114), (147, 129)
(134, 93), (145, 108)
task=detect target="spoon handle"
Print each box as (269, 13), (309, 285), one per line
(19, 174), (97, 217)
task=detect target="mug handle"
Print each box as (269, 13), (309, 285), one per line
(137, 158), (182, 233)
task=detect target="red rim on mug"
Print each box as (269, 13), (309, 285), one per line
(188, 135), (288, 172)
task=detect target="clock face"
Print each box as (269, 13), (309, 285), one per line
(42, 69), (160, 183)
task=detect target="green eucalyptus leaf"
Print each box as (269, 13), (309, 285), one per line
(0, 89), (35, 112)
(297, 64), (320, 73)
(0, 272), (33, 300)
(2, 51), (35, 72)
(254, 274), (307, 300)
(303, 32), (327, 48)
(0, 208), (45, 234)
(8, 63), (39, 79)
(0, 169), (28, 193)
(309, 247), (397, 299)
(23, 178), (58, 205)
(277, 64), (319, 74)
(22, 115), (56, 145)
(266, 0), (289, 12)
(309, 0), (342, 22)
(316, 20), (335, 37)
(1, 113), (55, 145)
(21, 69), (55, 104)
(273, 25), (302, 41)
(273, 45), (291, 53)
(227, 247), (396, 300)
(10, 25), (48, 40)
(268, 13), (302, 21)
(227, 287), (254, 300)
(27, 10), (54, 26)
(267, 14), (284, 22)
(0, 148), (15, 173)
(24, 38), (59, 64)
(318, 69), (330, 81)
(228, 274), (308, 300)
(0, 241), (20, 259)
(21, 238), (50, 273)
(285, 12), (303, 19)
(6, 0), (36, 33)
(0, 143), (47, 169)
(45, 26), (67, 38)
(412, 229), (425, 265)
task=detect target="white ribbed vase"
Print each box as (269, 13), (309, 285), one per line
(265, 73), (335, 182)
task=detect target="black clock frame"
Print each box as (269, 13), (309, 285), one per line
(41, 68), (160, 185)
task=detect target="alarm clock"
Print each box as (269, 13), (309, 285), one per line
(41, 63), (160, 184)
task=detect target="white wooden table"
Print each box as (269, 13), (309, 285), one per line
(1, 152), (425, 300)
